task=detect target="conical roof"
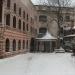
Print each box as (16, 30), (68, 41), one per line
(36, 31), (57, 40)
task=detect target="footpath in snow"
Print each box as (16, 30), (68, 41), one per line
(0, 53), (75, 75)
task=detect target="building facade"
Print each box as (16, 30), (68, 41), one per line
(0, 0), (38, 58)
(0, 0), (75, 58)
(34, 5), (75, 37)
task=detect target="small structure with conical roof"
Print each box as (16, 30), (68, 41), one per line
(35, 31), (58, 52)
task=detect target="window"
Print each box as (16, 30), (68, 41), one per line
(23, 11), (25, 19)
(27, 14), (28, 21)
(13, 39), (16, 51)
(18, 19), (21, 30)
(26, 24), (28, 31)
(14, 3), (16, 13)
(13, 16), (16, 28)
(6, 14), (10, 26)
(5, 38), (10, 52)
(39, 15), (47, 22)
(7, 0), (10, 9)
(18, 40), (21, 50)
(39, 28), (47, 33)
(23, 40), (25, 49)
(26, 40), (28, 49)
(65, 16), (70, 22)
(19, 8), (21, 16)
(23, 22), (25, 31)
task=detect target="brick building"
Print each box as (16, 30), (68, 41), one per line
(0, 0), (38, 58)
(0, 0), (75, 57)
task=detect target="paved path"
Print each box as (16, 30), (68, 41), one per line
(0, 53), (75, 75)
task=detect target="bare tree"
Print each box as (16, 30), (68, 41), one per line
(38, 0), (72, 48)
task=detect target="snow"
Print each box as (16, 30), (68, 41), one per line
(64, 34), (75, 37)
(0, 53), (75, 75)
(36, 31), (57, 40)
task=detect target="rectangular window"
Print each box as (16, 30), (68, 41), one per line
(65, 16), (70, 22)
(39, 15), (47, 22)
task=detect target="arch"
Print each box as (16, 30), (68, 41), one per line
(26, 40), (28, 49)
(18, 19), (21, 30)
(13, 39), (16, 51)
(18, 40), (21, 50)
(26, 24), (28, 31)
(27, 14), (28, 21)
(23, 11), (25, 19)
(23, 40), (25, 49)
(19, 8), (21, 16)
(14, 3), (16, 13)
(13, 16), (16, 28)
(6, 14), (10, 26)
(5, 38), (10, 52)
(7, 0), (10, 8)
(30, 38), (35, 52)
(23, 22), (25, 31)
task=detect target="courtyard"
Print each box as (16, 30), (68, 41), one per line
(0, 53), (75, 75)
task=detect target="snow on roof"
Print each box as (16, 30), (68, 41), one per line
(73, 26), (75, 29)
(64, 34), (75, 37)
(36, 31), (57, 40)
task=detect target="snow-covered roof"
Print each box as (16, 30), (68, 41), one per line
(64, 34), (75, 37)
(72, 26), (75, 29)
(36, 31), (57, 41)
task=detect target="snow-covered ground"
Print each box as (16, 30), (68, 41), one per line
(0, 53), (75, 75)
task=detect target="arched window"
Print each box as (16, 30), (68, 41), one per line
(23, 22), (25, 31)
(18, 40), (21, 50)
(23, 40), (25, 49)
(13, 16), (16, 28)
(26, 40), (28, 49)
(5, 38), (10, 52)
(14, 3), (16, 13)
(7, 0), (10, 9)
(23, 11), (25, 19)
(19, 8), (21, 16)
(18, 19), (21, 30)
(26, 24), (28, 31)
(6, 14), (10, 26)
(27, 14), (28, 21)
(13, 39), (16, 51)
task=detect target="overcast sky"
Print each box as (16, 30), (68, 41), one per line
(31, 0), (75, 6)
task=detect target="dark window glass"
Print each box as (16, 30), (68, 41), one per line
(13, 39), (16, 51)
(13, 16), (16, 28)
(65, 16), (70, 21)
(7, 0), (10, 9)
(39, 15), (47, 22)
(23, 11), (25, 19)
(19, 8), (21, 16)
(39, 28), (47, 33)
(23, 40), (25, 49)
(6, 14), (10, 26)
(18, 19), (21, 30)
(14, 3), (16, 13)
(23, 22), (25, 31)
(5, 38), (10, 52)
(18, 40), (21, 50)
